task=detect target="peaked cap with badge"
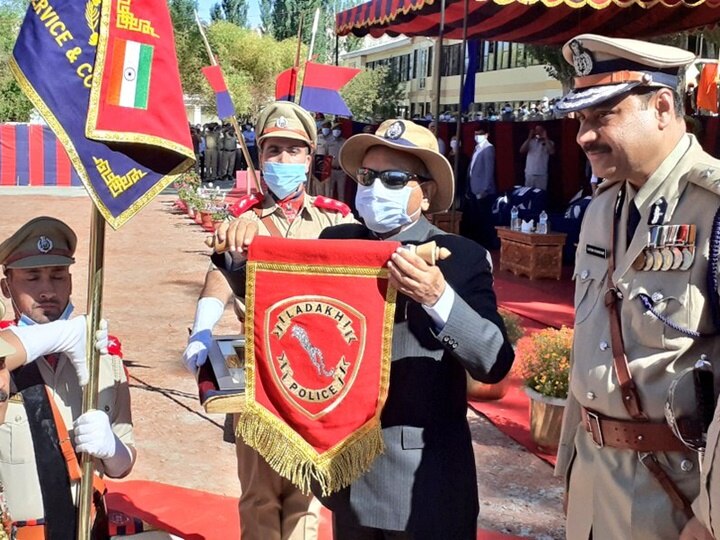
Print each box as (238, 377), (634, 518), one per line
(0, 216), (76, 269)
(556, 34), (696, 114)
(256, 101), (317, 149)
(339, 119), (454, 214)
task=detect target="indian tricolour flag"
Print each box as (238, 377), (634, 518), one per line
(107, 38), (153, 109)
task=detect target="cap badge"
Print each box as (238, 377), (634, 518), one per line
(37, 236), (53, 254)
(385, 121), (405, 140)
(275, 116), (288, 128)
(570, 40), (593, 77)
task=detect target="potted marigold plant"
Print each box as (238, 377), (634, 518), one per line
(516, 325), (572, 453)
(466, 309), (524, 401)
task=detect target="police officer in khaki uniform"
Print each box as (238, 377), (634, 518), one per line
(311, 121), (333, 197)
(326, 122), (348, 203)
(0, 217), (135, 538)
(182, 101), (354, 540)
(554, 35), (720, 540)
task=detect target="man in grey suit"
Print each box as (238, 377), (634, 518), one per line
(318, 119), (515, 539)
(460, 127), (497, 249)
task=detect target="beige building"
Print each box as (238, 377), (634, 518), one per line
(340, 35), (562, 118)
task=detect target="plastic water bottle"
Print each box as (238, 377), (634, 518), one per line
(537, 210), (548, 234)
(510, 205), (520, 231)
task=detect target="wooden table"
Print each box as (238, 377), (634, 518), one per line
(495, 226), (567, 280)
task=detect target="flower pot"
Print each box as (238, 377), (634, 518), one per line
(187, 206), (195, 219)
(200, 211), (214, 228)
(466, 372), (511, 401)
(525, 387), (566, 454)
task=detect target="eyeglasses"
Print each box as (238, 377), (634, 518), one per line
(356, 168), (430, 189)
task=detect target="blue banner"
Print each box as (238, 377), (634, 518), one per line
(11, 0), (193, 229)
(462, 40), (479, 113)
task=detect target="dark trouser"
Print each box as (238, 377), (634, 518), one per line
(205, 149), (218, 181)
(459, 195), (496, 250)
(333, 514), (413, 540)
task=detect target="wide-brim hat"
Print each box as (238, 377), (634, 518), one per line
(0, 216), (76, 269)
(556, 34), (696, 114)
(339, 119), (454, 214)
(256, 101), (317, 149)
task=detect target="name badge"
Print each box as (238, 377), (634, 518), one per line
(586, 244), (609, 259)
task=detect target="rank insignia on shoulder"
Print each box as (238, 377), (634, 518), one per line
(586, 244), (608, 258)
(313, 196), (351, 217)
(228, 193), (264, 217)
(648, 197), (667, 226)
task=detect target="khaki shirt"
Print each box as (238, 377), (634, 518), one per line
(325, 136), (345, 170)
(231, 193), (356, 318)
(239, 193), (355, 239)
(0, 352), (134, 522)
(556, 135), (720, 539)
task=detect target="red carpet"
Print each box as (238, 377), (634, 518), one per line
(468, 264), (575, 467)
(106, 480), (524, 539)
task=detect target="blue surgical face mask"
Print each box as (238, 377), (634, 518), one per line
(355, 181), (421, 234)
(332, 129), (342, 138)
(18, 302), (74, 326)
(262, 162), (307, 200)
(321, 128), (330, 137)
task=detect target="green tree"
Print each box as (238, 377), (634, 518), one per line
(0, 0), (32, 122)
(259, 0), (274, 34)
(168, 0), (207, 96)
(207, 21), (301, 117)
(341, 66), (405, 121)
(525, 44), (574, 94)
(211, 0), (249, 27)
(210, 3), (223, 21)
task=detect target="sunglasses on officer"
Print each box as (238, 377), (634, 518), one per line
(356, 168), (431, 189)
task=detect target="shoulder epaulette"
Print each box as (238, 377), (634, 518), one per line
(688, 162), (720, 197)
(313, 196), (351, 217)
(228, 193), (265, 217)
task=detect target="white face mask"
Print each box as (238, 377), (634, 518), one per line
(321, 128), (330, 136)
(450, 140), (458, 151)
(332, 129), (342, 138)
(475, 134), (487, 144)
(355, 181), (421, 234)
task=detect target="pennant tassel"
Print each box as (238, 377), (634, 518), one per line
(237, 405), (384, 496)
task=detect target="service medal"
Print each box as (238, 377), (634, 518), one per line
(642, 250), (655, 271)
(679, 246), (695, 271)
(660, 247), (674, 271)
(651, 249), (664, 271)
(671, 247), (684, 270)
(632, 251), (647, 271)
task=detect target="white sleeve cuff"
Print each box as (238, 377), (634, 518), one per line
(422, 285), (455, 330)
(192, 296), (225, 335)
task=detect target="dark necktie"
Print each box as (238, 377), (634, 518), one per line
(627, 200), (641, 248)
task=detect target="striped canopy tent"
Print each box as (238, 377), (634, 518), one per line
(335, 0), (720, 45)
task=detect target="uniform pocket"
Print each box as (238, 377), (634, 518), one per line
(628, 272), (690, 346)
(0, 406), (32, 464)
(401, 426), (425, 450)
(573, 261), (607, 326)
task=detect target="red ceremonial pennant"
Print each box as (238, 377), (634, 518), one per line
(241, 236), (398, 494)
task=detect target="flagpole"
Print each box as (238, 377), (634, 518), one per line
(452, 0), (469, 228)
(77, 207), (106, 540)
(194, 11), (262, 194)
(307, 8), (320, 61)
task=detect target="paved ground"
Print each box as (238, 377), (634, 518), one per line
(0, 191), (565, 538)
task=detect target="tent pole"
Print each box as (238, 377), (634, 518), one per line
(452, 0), (469, 225)
(432, 0), (445, 118)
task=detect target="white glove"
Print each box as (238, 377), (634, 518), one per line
(73, 409), (116, 459)
(182, 297), (224, 373)
(9, 316), (108, 386)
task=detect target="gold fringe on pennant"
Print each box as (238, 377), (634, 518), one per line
(237, 406), (384, 496)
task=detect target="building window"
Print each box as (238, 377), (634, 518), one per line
(497, 42), (510, 70)
(483, 41), (495, 71)
(427, 46), (433, 77)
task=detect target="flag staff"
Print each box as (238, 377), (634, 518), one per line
(308, 8), (321, 62)
(77, 207), (106, 540)
(194, 10), (262, 194)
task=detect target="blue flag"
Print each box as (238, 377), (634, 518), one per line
(462, 40), (479, 113)
(11, 0), (194, 229)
